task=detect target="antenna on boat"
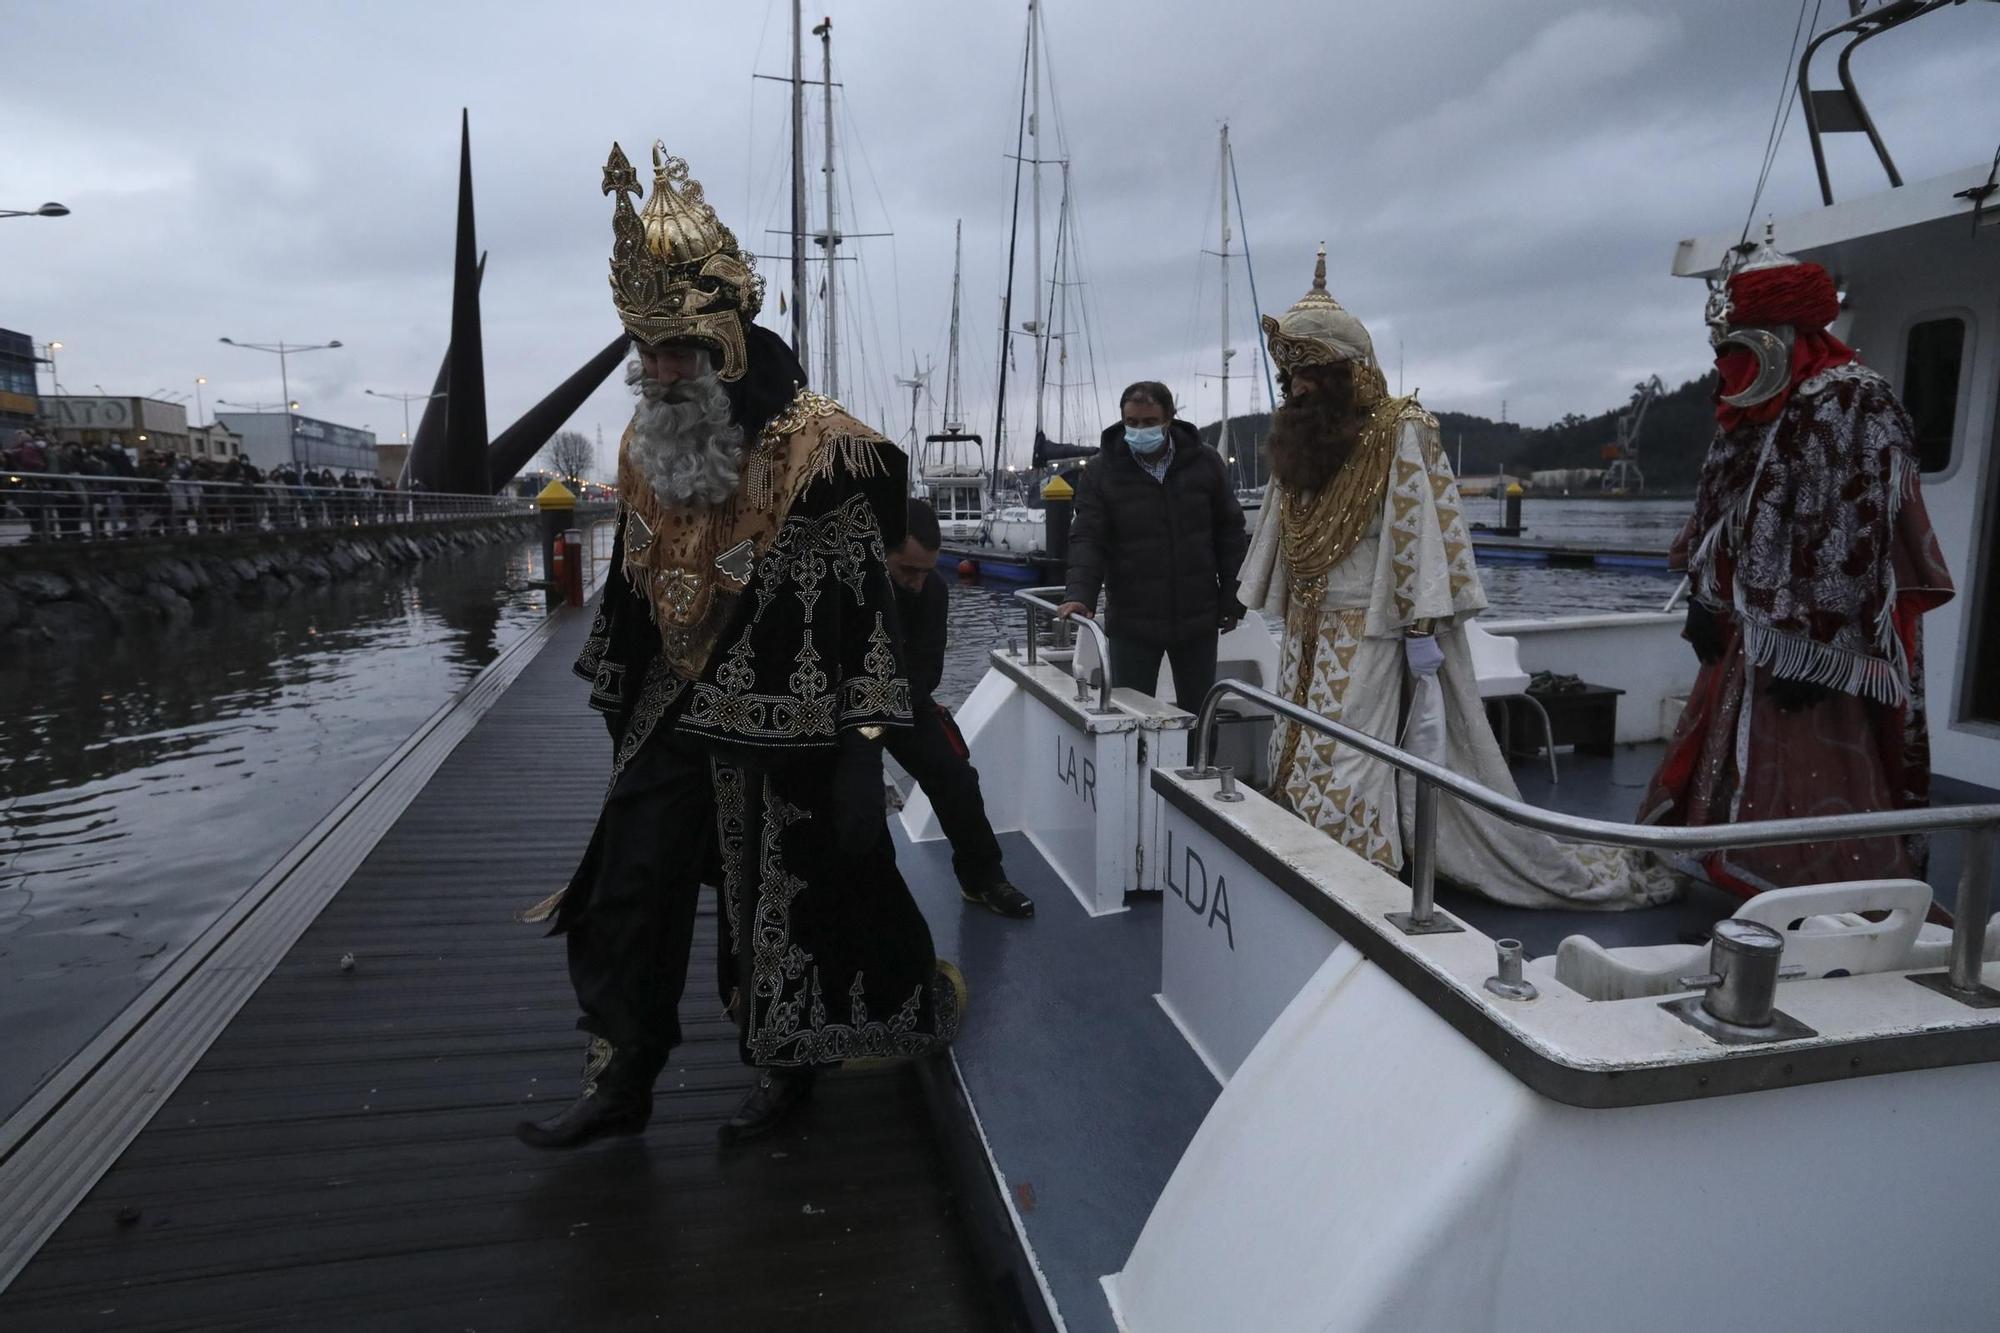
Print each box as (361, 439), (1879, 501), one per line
(944, 220), (964, 434)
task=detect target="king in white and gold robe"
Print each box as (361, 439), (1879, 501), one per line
(1238, 397), (1675, 911)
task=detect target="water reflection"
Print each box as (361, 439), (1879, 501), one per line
(0, 538), (549, 1121)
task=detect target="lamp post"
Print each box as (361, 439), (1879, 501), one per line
(194, 376), (207, 428)
(0, 202), (69, 220)
(363, 388), (446, 451)
(35, 341), (62, 430)
(217, 337), (343, 467)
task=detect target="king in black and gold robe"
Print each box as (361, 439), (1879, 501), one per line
(540, 325), (957, 1094)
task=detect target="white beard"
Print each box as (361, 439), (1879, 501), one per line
(625, 356), (746, 507)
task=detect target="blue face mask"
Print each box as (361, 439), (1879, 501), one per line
(1125, 424), (1167, 454)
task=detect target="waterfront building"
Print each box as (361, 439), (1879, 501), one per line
(0, 328), (42, 432)
(1530, 466), (1607, 491)
(375, 441), (410, 485)
(187, 420), (245, 462)
(217, 411), (376, 474)
(49, 394), (190, 455)
(1455, 471), (1530, 497)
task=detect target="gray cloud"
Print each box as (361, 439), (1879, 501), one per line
(4, 0), (1995, 477)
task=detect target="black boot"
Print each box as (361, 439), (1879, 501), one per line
(961, 878), (1035, 918)
(718, 1066), (818, 1145)
(515, 1037), (655, 1149)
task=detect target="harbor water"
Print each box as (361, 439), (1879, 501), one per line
(0, 499), (1684, 1121)
(0, 529), (608, 1122)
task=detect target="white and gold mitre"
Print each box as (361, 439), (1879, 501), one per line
(1261, 243), (1377, 370)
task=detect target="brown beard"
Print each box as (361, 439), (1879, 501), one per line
(1265, 365), (1370, 494)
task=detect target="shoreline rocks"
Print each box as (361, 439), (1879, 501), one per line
(1, 516), (537, 651)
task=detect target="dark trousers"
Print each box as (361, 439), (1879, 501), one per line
(885, 700), (1006, 893)
(564, 733), (711, 1079)
(1109, 630), (1219, 713)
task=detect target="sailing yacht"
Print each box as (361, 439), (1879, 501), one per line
(977, 0), (1099, 558)
(890, 6), (2000, 1330)
(912, 222), (993, 545)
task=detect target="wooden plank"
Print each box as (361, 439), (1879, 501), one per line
(0, 608), (1002, 1332)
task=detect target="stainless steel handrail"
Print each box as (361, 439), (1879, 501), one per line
(0, 471), (534, 544)
(1015, 585), (1115, 713)
(1190, 678), (2000, 995)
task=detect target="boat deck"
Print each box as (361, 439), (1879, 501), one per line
(894, 737), (2000, 1333)
(0, 607), (1003, 1333)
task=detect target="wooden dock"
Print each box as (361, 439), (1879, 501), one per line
(0, 606), (1005, 1332)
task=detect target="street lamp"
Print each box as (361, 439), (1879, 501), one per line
(364, 387), (447, 448)
(218, 336), (343, 467)
(36, 340), (61, 397)
(0, 202), (69, 220)
(194, 376), (207, 428)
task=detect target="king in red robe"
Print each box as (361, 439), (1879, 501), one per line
(1638, 235), (1954, 895)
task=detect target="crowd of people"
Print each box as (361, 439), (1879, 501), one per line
(1, 425), (422, 542)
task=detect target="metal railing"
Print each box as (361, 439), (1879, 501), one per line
(0, 472), (529, 545)
(1016, 586), (1115, 713)
(1188, 679), (2000, 1000)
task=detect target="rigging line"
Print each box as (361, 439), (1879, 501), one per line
(1229, 140), (1278, 420)
(1054, 167), (1110, 431)
(1743, 0), (1820, 244)
(744, 0), (779, 229)
(1179, 160), (1221, 415)
(1038, 172), (1070, 428)
(833, 82), (905, 366)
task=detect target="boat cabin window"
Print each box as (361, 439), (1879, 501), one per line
(1967, 374), (2000, 726)
(934, 485), (981, 523)
(1902, 316), (1965, 474)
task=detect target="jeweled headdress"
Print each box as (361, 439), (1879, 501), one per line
(1262, 243), (1378, 371)
(603, 141), (765, 381)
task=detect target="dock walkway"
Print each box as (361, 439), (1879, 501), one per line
(0, 606), (1001, 1332)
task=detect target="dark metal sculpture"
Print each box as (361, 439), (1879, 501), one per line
(439, 110), (490, 494)
(405, 113), (628, 494)
(486, 333), (630, 486)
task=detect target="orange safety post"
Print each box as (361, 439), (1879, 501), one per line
(562, 528), (585, 606)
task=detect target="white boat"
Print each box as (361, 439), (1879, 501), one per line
(892, 10), (2000, 1330)
(981, 503), (1045, 551)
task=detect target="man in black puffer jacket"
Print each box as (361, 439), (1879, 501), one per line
(1057, 381), (1249, 711)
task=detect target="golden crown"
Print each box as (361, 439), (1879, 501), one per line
(603, 141), (765, 381)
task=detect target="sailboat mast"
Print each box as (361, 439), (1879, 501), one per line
(1228, 139), (1275, 489)
(790, 1), (809, 372)
(946, 220), (963, 432)
(992, 17), (1031, 488)
(1218, 122), (1232, 480)
(1028, 0), (1045, 443)
(1050, 163), (1071, 452)
(815, 16), (839, 400)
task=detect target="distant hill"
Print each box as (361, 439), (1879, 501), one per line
(1197, 372), (1720, 493)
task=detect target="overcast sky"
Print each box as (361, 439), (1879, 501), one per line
(4, 0), (1997, 479)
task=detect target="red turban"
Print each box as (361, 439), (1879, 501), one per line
(1714, 261), (1855, 431)
(1727, 262), (1842, 329)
